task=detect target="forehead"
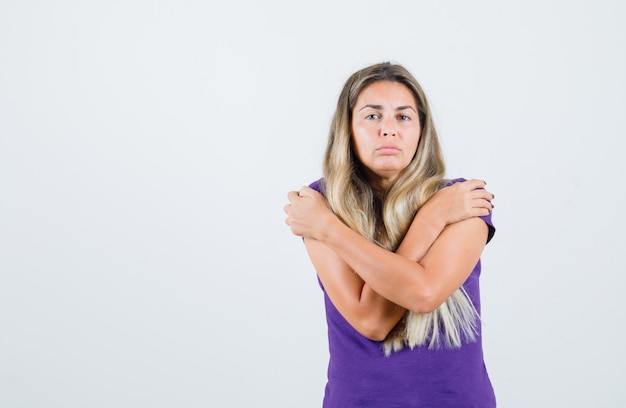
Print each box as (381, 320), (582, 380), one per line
(356, 81), (416, 107)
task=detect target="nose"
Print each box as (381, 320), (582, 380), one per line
(381, 127), (397, 137)
(380, 117), (397, 136)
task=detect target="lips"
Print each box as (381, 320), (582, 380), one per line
(376, 145), (400, 154)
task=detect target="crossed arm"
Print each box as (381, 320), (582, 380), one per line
(284, 179), (494, 341)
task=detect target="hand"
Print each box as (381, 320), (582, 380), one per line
(420, 179), (494, 227)
(284, 186), (334, 240)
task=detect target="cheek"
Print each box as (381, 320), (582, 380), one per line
(413, 137), (421, 154)
(350, 130), (368, 157)
(410, 132), (421, 153)
(351, 139), (366, 163)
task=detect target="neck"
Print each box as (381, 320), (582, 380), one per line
(362, 169), (398, 193)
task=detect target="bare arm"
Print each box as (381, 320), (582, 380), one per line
(312, 212), (488, 314)
(285, 180), (493, 340)
(303, 239), (403, 340)
(302, 203), (451, 341)
(396, 179), (494, 262)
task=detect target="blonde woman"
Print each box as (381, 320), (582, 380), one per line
(284, 62), (497, 407)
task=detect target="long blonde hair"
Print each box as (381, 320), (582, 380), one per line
(322, 62), (479, 356)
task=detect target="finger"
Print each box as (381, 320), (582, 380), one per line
(469, 202), (493, 217)
(464, 178), (487, 190)
(470, 189), (495, 201)
(474, 198), (494, 211)
(287, 191), (300, 203)
(298, 185), (316, 198)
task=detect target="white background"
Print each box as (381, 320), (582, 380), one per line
(1, 1), (625, 407)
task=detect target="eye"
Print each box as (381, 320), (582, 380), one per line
(398, 114), (411, 121)
(365, 113), (380, 120)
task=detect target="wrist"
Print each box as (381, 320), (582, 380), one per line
(396, 209), (445, 262)
(416, 205), (446, 233)
(316, 210), (339, 242)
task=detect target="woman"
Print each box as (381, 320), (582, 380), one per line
(284, 62), (496, 407)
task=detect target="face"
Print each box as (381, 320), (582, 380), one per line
(351, 81), (421, 190)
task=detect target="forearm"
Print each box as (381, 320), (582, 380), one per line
(286, 183), (490, 316)
(318, 213), (487, 314)
(304, 238), (406, 341)
(393, 179), (493, 262)
(319, 216), (432, 313)
(395, 207), (446, 262)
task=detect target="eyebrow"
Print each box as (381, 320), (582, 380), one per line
(358, 104), (417, 112)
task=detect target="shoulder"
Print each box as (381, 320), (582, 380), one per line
(442, 177), (467, 187)
(446, 177), (496, 244)
(308, 178), (325, 194)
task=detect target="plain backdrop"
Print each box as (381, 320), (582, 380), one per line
(1, 0), (625, 407)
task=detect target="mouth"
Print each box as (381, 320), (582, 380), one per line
(376, 145), (400, 154)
